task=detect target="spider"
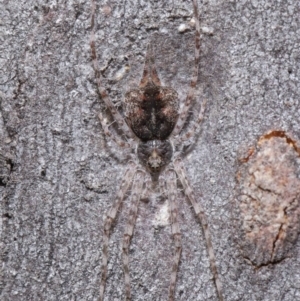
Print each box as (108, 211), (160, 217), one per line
(90, 0), (224, 300)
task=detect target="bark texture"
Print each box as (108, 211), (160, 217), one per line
(1, 1), (300, 301)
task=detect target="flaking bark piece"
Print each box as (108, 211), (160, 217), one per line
(237, 130), (300, 267)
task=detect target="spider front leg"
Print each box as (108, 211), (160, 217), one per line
(90, 0), (135, 140)
(122, 170), (145, 301)
(173, 158), (224, 301)
(98, 162), (137, 301)
(165, 169), (182, 301)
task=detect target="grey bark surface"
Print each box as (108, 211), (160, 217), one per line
(1, 0), (300, 301)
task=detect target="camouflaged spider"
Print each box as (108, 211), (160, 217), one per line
(90, 0), (224, 300)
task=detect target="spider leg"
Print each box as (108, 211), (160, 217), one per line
(175, 98), (207, 146)
(139, 42), (161, 88)
(173, 158), (224, 301)
(166, 169), (182, 301)
(98, 112), (132, 149)
(98, 162), (137, 301)
(122, 170), (145, 300)
(141, 173), (152, 201)
(90, 0), (135, 140)
(172, 0), (201, 137)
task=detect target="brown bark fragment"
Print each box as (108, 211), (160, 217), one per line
(237, 131), (300, 267)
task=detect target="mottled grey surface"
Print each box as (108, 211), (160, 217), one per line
(0, 0), (300, 301)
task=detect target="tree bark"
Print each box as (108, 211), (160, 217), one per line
(1, 1), (299, 300)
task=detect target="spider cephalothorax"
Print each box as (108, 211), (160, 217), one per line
(137, 139), (173, 175)
(90, 0), (224, 300)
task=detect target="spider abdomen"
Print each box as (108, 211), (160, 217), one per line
(125, 84), (179, 141)
(137, 139), (173, 174)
